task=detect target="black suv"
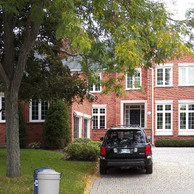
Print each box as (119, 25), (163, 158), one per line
(99, 125), (153, 174)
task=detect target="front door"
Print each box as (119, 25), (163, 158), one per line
(130, 110), (140, 125)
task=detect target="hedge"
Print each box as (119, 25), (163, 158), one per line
(155, 139), (194, 147)
(65, 138), (101, 161)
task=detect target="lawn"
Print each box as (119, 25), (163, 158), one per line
(0, 149), (96, 194)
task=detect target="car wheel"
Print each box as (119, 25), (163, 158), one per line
(145, 163), (153, 174)
(99, 165), (107, 175)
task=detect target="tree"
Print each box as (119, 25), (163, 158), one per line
(0, 0), (192, 178)
(42, 99), (71, 149)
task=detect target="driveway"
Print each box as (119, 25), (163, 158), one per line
(87, 147), (194, 194)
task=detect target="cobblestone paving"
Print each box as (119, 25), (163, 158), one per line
(87, 147), (194, 194)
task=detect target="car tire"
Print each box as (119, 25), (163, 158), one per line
(99, 165), (107, 175)
(145, 163), (153, 174)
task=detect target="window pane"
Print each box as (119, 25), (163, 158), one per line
(180, 113), (186, 129)
(141, 109), (145, 128)
(134, 73), (140, 88)
(100, 108), (105, 114)
(165, 68), (171, 85)
(100, 116), (105, 129)
(74, 117), (79, 138)
(180, 67), (186, 85)
(41, 101), (48, 120)
(127, 75), (133, 88)
(32, 100), (39, 120)
(95, 83), (100, 91)
(188, 67), (194, 85)
(180, 104), (186, 111)
(92, 116), (98, 129)
(189, 113), (194, 129)
(165, 105), (171, 111)
(157, 69), (163, 85)
(157, 113), (163, 129)
(165, 113), (171, 129)
(157, 105), (163, 111)
(93, 109), (98, 114)
(1, 97), (5, 120)
(189, 104), (194, 111)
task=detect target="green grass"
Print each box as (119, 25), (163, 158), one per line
(0, 149), (96, 194)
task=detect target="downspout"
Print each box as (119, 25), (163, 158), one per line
(151, 68), (155, 145)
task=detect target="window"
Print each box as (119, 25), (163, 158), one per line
(0, 96), (5, 122)
(30, 99), (48, 122)
(179, 101), (194, 135)
(179, 63), (194, 86)
(92, 105), (106, 129)
(126, 68), (141, 89)
(156, 64), (173, 86)
(155, 101), (173, 136)
(90, 74), (101, 93)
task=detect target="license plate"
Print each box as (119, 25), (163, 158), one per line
(120, 149), (130, 154)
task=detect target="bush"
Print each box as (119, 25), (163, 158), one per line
(73, 138), (92, 144)
(65, 140), (101, 161)
(42, 99), (71, 149)
(28, 142), (41, 149)
(155, 139), (194, 147)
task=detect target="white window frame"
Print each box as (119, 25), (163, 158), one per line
(179, 63), (194, 86)
(29, 99), (49, 122)
(0, 95), (5, 123)
(73, 111), (83, 138)
(92, 104), (107, 129)
(155, 100), (173, 136)
(155, 63), (173, 87)
(126, 68), (142, 90)
(179, 100), (194, 136)
(89, 73), (102, 93)
(84, 114), (91, 138)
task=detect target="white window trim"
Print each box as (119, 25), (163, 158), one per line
(0, 95), (5, 123)
(126, 68), (142, 90)
(29, 100), (49, 122)
(178, 63), (194, 86)
(120, 100), (147, 128)
(74, 111), (83, 138)
(155, 63), (173, 87)
(84, 115), (91, 138)
(155, 100), (173, 136)
(178, 100), (194, 136)
(92, 104), (107, 129)
(90, 73), (102, 93)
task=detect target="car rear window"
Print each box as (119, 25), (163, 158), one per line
(106, 130), (146, 143)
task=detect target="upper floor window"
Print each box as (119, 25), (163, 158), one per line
(30, 99), (48, 122)
(179, 63), (194, 86)
(126, 68), (141, 89)
(156, 64), (173, 86)
(89, 74), (101, 93)
(0, 96), (5, 122)
(92, 105), (106, 129)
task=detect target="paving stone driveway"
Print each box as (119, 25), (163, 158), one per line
(87, 147), (194, 194)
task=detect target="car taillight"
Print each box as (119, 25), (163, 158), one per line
(146, 145), (151, 155)
(101, 146), (106, 156)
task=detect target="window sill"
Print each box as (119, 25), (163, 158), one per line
(178, 85), (194, 87)
(155, 85), (173, 88)
(155, 130), (173, 136)
(179, 130), (194, 136)
(126, 88), (141, 90)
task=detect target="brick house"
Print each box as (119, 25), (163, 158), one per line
(0, 54), (193, 146)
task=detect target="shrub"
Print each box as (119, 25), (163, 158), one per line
(73, 138), (92, 144)
(28, 142), (41, 149)
(42, 99), (71, 149)
(65, 140), (101, 161)
(155, 139), (194, 147)
(19, 102), (26, 148)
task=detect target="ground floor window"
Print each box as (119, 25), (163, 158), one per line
(155, 101), (173, 136)
(84, 119), (90, 138)
(30, 99), (48, 122)
(0, 96), (5, 122)
(179, 101), (194, 135)
(92, 105), (106, 129)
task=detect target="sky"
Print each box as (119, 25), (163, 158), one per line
(156, 0), (193, 20)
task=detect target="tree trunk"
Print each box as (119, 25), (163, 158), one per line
(5, 88), (21, 178)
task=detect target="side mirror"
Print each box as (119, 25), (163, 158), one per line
(100, 137), (104, 141)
